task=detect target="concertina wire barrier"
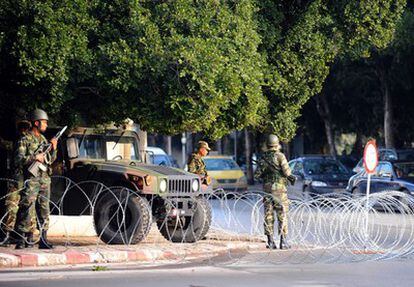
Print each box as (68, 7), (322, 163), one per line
(1, 176), (414, 265)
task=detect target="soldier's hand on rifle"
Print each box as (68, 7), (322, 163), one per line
(35, 153), (45, 163)
(50, 138), (58, 150)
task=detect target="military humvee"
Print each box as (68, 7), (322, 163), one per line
(48, 126), (212, 245)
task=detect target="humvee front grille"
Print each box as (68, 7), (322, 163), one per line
(168, 179), (192, 193)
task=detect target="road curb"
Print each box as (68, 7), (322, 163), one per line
(0, 244), (262, 268)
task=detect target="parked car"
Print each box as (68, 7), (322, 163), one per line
(204, 155), (248, 192)
(396, 149), (414, 161)
(338, 154), (359, 172)
(288, 156), (353, 199)
(346, 160), (414, 197)
(353, 148), (398, 173)
(146, 146), (173, 167)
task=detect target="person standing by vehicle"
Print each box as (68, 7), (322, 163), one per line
(187, 141), (211, 185)
(254, 134), (293, 250)
(14, 109), (57, 249)
(0, 119), (37, 247)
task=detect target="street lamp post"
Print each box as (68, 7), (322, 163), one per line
(181, 132), (187, 168)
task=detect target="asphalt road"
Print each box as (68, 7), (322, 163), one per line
(0, 257), (413, 287)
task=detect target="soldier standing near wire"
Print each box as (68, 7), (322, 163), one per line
(14, 109), (57, 249)
(254, 134), (295, 250)
(0, 119), (37, 247)
(187, 141), (211, 185)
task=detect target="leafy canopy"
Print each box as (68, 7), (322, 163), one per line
(0, 0), (407, 140)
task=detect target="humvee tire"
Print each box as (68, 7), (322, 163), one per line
(94, 188), (151, 244)
(157, 197), (211, 243)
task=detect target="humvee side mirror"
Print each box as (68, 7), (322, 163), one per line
(67, 138), (79, 159)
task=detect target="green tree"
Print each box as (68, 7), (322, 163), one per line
(0, 0), (407, 142)
(0, 0), (94, 135)
(330, 7), (413, 151)
(257, 0), (406, 142)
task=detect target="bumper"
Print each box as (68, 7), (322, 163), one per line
(213, 183), (248, 192)
(309, 186), (348, 195)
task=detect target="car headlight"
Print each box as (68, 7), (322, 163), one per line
(192, 179), (200, 192)
(311, 181), (328, 187)
(159, 179), (167, 192)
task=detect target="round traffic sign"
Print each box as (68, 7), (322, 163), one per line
(363, 140), (378, 174)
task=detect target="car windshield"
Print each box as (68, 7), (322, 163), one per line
(379, 150), (398, 161)
(303, 159), (349, 175)
(152, 154), (171, 166)
(204, 158), (240, 171)
(78, 135), (139, 161)
(393, 163), (414, 178)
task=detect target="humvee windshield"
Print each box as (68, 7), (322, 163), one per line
(74, 134), (140, 161)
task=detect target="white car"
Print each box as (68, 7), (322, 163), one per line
(146, 146), (173, 167)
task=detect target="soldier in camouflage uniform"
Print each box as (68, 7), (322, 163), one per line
(187, 141), (211, 185)
(14, 109), (57, 249)
(0, 119), (37, 247)
(254, 134), (293, 250)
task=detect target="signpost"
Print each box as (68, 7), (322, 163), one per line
(363, 140), (379, 248)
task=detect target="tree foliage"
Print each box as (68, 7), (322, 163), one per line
(301, 5), (414, 151)
(0, 0), (407, 140)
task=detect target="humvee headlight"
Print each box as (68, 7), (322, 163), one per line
(192, 179), (200, 192)
(159, 179), (168, 192)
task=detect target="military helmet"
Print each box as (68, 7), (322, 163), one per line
(197, 140), (211, 151)
(30, 109), (49, 121)
(266, 134), (280, 147)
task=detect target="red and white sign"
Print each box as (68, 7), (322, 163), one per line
(363, 140), (379, 174)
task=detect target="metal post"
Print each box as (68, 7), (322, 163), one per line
(234, 131), (237, 162)
(181, 132), (186, 168)
(364, 173), (371, 249)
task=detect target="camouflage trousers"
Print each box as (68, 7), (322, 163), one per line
(4, 177), (37, 233)
(16, 176), (51, 234)
(263, 183), (290, 237)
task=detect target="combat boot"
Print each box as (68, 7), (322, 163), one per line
(38, 230), (53, 249)
(266, 235), (277, 250)
(25, 232), (35, 248)
(0, 232), (10, 247)
(279, 234), (291, 250)
(15, 234), (27, 250)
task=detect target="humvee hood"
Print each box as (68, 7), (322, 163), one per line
(88, 161), (190, 177)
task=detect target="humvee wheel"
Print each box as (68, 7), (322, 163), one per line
(157, 197), (212, 243)
(94, 188), (151, 244)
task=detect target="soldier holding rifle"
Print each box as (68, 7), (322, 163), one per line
(254, 134), (296, 250)
(14, 109), (65, 249)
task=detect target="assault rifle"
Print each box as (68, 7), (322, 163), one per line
(28, 126), (67, 177)
(253, 158), (297, 185)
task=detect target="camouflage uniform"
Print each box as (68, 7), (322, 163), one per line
(4, 131), (37, 234)
(187, 153), (208, 177)
(14, 131), (56, 234)
(255, 145), (291, 238)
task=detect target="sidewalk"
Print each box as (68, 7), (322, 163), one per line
(0, 227), (265, 268)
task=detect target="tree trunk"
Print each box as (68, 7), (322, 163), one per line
(216, 139), (222, 154)
(352, 133), (364, 157)
(164, 135), (172, 155)
(222, 135), (230, 155)
(374, 56), (394, 148)
(244, 129), (254, 185)
(378, 65), (394, 148)
(314, 94), (337, 158)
